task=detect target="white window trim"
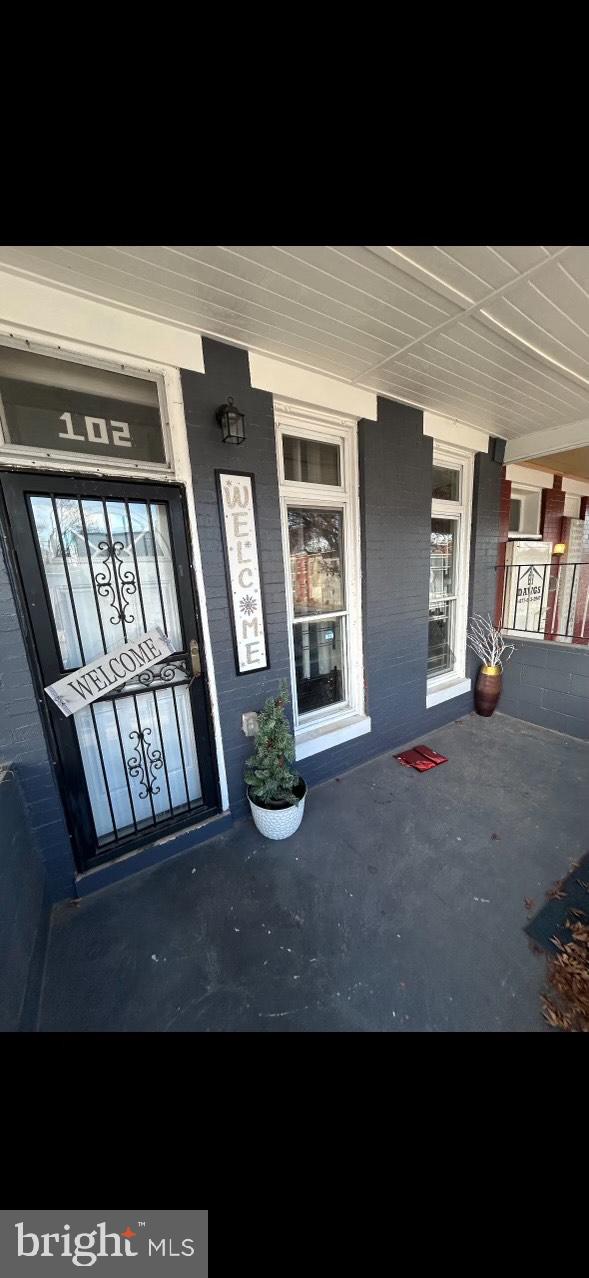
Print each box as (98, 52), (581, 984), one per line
(507, 482), (542, 539)
(275, 399), (369, 756)
(426, 675), (471, 709)
(428, 442), (474, 700)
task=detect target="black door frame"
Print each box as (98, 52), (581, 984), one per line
(0, 467), (221, 873)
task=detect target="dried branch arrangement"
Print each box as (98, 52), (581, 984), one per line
(466, 614), (514, 670)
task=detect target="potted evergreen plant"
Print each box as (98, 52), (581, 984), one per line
(467, 613), (515, 716)
(245, 681), (307, 839)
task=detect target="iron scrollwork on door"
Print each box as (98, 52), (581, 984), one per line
(109, 657), (191, 697)
(94, 538), (137, 626)
(137, 657), (190, 688)
(126, 725), (164, 799)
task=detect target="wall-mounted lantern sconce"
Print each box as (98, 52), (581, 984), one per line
(553, 543), (567, 555)
(216, 396), (246, 445)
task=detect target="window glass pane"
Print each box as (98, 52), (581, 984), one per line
(428, 602), (455, 676)
(432, 464), (460, 501)
(293, 617), (345, 715)
(289, 507), (344, 616)
(430, 518), (457, 600)
(510, 488), (540, 536)
(29, 494), (184, 671)
(509, 498), (521, 530)
(283, 435), (340, 485)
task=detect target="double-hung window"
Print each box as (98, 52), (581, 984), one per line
(427, 444), (474, 706)
(275, 401), (369, 759)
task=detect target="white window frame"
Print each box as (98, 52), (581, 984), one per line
(275, 399), (369, 759)
(508, 483), (542, 538)
(427, 442), (474, 706)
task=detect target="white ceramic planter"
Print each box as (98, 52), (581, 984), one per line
(248, 781), (307, 840)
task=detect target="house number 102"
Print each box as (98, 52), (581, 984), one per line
(58, 411), (132, 448)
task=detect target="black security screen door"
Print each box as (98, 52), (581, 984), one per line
(1, 471), (219, 872)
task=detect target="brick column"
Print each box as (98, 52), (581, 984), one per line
(494, 467), (511, 626)
(572, 497), (589, 645)
(541, 476), (565, 640)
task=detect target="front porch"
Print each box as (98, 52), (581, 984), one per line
(37, 711), (588, 1032)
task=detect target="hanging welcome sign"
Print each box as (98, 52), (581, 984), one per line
(44, 627), (175, 717)
(216, 471), (269, 675)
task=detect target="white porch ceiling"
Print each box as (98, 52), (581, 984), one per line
(2, 244), (589, 443)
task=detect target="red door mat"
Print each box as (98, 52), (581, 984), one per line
(395, 744), (448, 771)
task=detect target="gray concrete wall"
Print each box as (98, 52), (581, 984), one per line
(500, 638), (589, 738)
(0, 768), (50, 1030)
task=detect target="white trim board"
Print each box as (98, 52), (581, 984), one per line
(426, 676), (471, 709)
(504, 418), (589, 464)
(505, 469), (589, 499)
(564, 493), (581, 518)
(505, 463), (554, 488)
(561, 475), (589, 497)
(249, 351), (377, 421)
(423, 412), (489, 454)
(0, 267), (205, 373)
(295, 713), (371, 761)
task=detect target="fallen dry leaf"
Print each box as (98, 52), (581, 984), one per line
(546, 882), (567, 901)
(540, 917), (589, 1032)
(524, 897), (536, 913)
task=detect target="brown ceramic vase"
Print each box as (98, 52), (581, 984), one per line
(474, 664), (502, 716)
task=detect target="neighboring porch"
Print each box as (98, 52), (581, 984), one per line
(37, 711), (588, 1032)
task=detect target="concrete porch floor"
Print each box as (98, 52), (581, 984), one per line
(37, 713), (589, 1032)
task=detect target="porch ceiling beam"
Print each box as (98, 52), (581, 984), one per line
(504, 418), (589, 463)
(352, 245), (571, 385)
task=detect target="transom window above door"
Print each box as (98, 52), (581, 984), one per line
(0, 344), (169, 469)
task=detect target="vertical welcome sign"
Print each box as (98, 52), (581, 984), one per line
(216, 471), (269, 674)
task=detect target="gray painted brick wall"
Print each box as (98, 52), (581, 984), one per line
(181, 340), (293, 821)
(0, 769), (50, 1030)
(0, 339), (506, 899)
(183, 348), (504, 808)
(0, 538), (74, 901)
(300, 408), (504, 787)
(500, 638), (589, 738)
